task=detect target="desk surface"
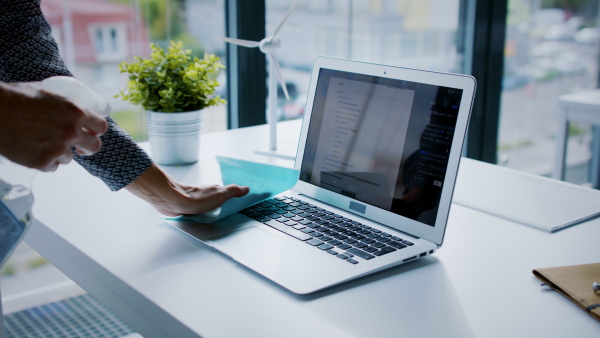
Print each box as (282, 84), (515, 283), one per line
(26, 120), (600, 338)
(559, 89), (600, 109)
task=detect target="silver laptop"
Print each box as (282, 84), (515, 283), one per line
(169, 57), (476, 294)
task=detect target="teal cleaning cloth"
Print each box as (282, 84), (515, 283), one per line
(172, 156), (299, 223)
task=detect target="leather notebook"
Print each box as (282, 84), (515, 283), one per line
(533, 263), (600, 322)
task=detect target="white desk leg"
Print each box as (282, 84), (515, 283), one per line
(591, 125), (600, 189)
(0, 280), (6, 338)
(553, 107), (569, 181)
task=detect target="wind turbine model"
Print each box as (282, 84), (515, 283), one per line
(218, 0), (301, 160)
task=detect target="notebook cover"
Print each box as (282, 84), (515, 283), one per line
(533, 263), (600, 322)
(453, 159), (600, 232)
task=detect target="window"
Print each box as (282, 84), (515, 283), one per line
(1, 0), (228, 313)
(95, 29), (104, 54)
(91, 25), (126, 61)
(497, 0), (600, 184)
(265, 0), (465, 122)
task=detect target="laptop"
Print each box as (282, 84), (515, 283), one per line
(169, 57), (476, 294)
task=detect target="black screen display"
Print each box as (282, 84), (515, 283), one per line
(299, 68), (463, 226)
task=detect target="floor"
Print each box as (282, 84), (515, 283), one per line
(3, 294), (141, 338)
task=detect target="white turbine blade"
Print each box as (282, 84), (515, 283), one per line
(215, 36), (260, 48)
(271, 0), (301, 38)
(269, 52), (289, 100)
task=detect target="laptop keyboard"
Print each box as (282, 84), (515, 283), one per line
(240, 196), (414, 264)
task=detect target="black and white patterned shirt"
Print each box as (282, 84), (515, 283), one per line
(0, 0), (152, 191)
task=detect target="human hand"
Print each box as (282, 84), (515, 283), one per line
(126, 163), (250, 216)
(0, 81), (108, 171)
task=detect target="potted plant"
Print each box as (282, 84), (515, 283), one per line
(116, 41), (226, 165)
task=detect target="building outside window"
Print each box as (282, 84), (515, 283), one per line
(92, 25), (126, 61)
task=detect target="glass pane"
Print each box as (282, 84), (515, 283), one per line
(40, 0), (228, 141)
(265, 0), (464, 122)
(184, 0), (228, 133)
(498, 0), (600, 185)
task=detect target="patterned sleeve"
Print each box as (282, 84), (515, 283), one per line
(0, 0), (152, 191)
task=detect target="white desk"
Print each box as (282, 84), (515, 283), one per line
(553, 89), (600, 188)
(22, 120), (600, 337)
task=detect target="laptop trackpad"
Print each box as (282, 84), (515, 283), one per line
(208, 227), (303, 273)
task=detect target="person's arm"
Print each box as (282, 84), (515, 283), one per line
(125, 163), (249, 216)
(0, 81), (107, 171)
(0, 0), (152, 190)
(0, 1), (248, 215)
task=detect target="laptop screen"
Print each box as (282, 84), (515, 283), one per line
(299, 68), (463, 227)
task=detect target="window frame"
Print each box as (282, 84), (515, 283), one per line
(463, 0), (508, 164)
(225, 0), (267, 129)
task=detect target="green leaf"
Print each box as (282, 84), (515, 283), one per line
(115, 41), (227, 112)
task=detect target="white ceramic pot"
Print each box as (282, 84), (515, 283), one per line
(145, 110), (201, 166)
